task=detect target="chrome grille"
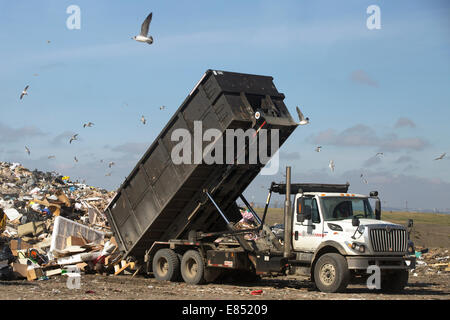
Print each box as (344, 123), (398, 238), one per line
(369, 227), (407, 253)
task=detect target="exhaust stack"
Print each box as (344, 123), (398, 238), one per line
(283, 166), (292, 258)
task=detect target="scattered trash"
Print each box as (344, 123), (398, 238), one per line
(0, 161), (135, 282)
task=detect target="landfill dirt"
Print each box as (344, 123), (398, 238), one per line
(0, 272), (448, 300)
(1, 161), (449, 300)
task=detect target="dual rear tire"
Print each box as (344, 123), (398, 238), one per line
(152, 249), (206, 285)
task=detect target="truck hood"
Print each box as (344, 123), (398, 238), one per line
(329, 219), (404, 232)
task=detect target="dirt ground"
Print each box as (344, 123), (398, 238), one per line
(1, 272), (448, 300)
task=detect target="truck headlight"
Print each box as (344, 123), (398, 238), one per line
(359, 245), (365, 253)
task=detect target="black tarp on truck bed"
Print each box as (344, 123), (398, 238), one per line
(105, 70), (298, 259)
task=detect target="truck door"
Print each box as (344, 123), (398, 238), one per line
(292, 195), (324, 252)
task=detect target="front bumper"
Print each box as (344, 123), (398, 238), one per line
(346, 255), (416, 270)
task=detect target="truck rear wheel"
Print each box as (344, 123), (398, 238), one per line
(152, 249), (180, 282)
(381, 270), (408, 293)
(181, 250), (205, 285)
(314, 253), (350, 293)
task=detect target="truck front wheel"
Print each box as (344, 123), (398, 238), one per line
(181, 250), (205, 285)
(152, 249), (180, 282)
(314, 253), (350, 293)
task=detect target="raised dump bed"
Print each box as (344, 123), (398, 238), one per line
(105, 70), (298, 259)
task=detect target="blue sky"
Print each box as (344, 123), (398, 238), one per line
(0, 1), (449, 211)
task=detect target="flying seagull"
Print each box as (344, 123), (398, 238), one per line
(375, 152), (384, 157)
(25, 146), (30, 156)
(48, 155), (56, 159)
(69, 134), (78, 144)
(296, 106), (309, 125)
(160, 105), (166, 110)
(108, 162), (115, 168)
(360, 174), (368, 184)
(105, 172), (112, 177)
(329, 160), (335, 172)
(20, 85), (29, 100)
(74, 156), (79, 163)
(434, 153), (446, 161)
(315, 146), (322, 152)
(47, 40), (51, 44)
(141, 115), (146, 125)
(132, 12), (153, 44)
(83, 122), (94, 128)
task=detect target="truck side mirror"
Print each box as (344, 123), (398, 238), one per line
(352, 216), (360, 227)
(375, 199), (381, 220)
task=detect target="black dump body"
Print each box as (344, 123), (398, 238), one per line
(105, 70), (297, 259)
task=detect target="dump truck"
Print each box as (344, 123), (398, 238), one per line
(105, 70), (416, 293)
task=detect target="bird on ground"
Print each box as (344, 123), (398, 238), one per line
(434, 153), (446, 161)
(20, 85), (29, 100)
(74, 156), (78, 163)
(141, 115), (146, 125)
(108, 162), (115, 168)
(296, 106), (309, 125)
(132, 12), (154, 44)
(329, 160), (335, 172)
(83, 122), (94, 128)
(315, 146), (322, 152)
(69, 134), (78, 144)
(360, 174), (368, 184)
(25, 146), (30, 156)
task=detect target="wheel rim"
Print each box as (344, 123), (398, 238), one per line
(156, 257), (169, 277)
(320, 263), (336, 285)
(185, 258), (198, 278)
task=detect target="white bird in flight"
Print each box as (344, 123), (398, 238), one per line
(132, 12), (154, 44)
(20, 85), (29, 100)
(83, 122), (94, 128)
(69, 134), (78, 144)
(329, 160), (335, 172)
(74, 156), (78, 163)
(141, 115), (147, 125)
(375, 152), (384, 157)
(48, 155), (55, 159)
(25, 146), (30, 156)
(315, 146), (322, 152)
(160, 105), (166, 110)
(105, 172), (112, 177)
(296, 106), (309, 125)
(434, 153), (446, 161)
(108, 162), (115, 168)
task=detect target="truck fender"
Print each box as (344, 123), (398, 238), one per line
(311, 241), (347, 266)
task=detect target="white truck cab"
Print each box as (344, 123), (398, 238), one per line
(269, 181), (416, 293)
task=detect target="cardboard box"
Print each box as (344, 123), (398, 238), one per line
(10, 239), (33, 256)
(12, 263), (28, 278)
(66, 236), (86, 247)
(17, 221), (46, 237)
(27, 267), (44, 281)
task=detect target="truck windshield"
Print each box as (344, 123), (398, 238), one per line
(320, 197), (375, 221)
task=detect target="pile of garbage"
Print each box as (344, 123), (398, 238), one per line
(411, 247), (450, 277)
(0, 161), (136, 281)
